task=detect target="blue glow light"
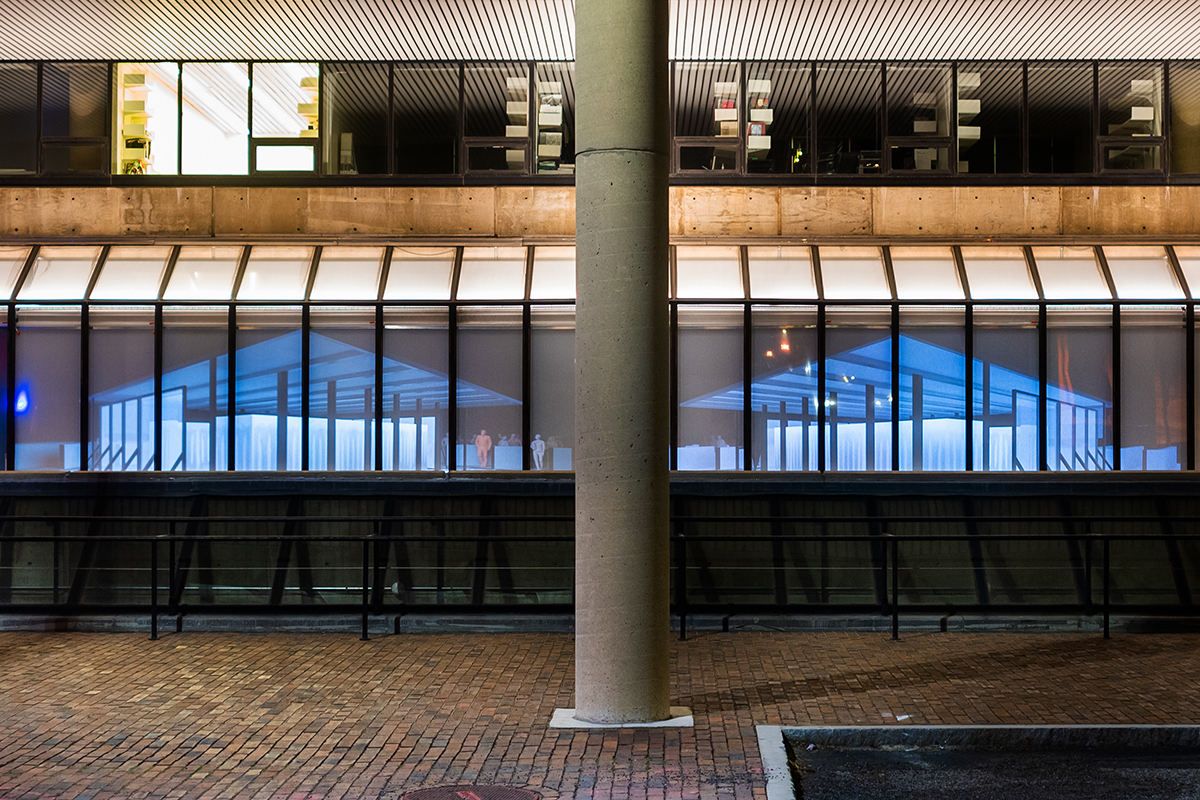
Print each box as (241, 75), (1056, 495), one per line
(14, 389), (28, 414)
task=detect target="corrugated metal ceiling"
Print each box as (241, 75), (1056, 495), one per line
(2, 0), (1200, 62)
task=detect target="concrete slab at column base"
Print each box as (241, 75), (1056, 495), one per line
(549, 707), (693, 728)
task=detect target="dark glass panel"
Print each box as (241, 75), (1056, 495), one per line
(1121, 307), (1185, 471)
(534, 62), (575, 175)
(956, 63), (1023, 175)
(674, 62), (740, 137)
(678, 306), (743, 471)
(1046, 307), (1112, 471)
(530, 307), (574, 471)
(464, 63), (528, 138)
(15, 308), (81, 471)
(42, 62), (107, 138)
(324, 63), (388, 175)
(88, 308), (155, 472)
(816, 63), (881, 174)
(383, 307), (449, 471)
(1170, 62), (1200, 174)
(1028, 63), (1093, 174)
(745, 62), (810, 174)
(0, 64), (38, 174)
(394, 63), (459, 174)
(457, 307), (522, 471)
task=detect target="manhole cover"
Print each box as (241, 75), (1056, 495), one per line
(400, 787), (540, 800)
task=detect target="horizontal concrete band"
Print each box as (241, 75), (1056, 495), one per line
(3, 185), (1199, 240)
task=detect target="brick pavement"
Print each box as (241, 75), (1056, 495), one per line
(2, 630), (1200, 800)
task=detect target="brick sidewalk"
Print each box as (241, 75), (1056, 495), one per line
(2, 630), (1200, 800)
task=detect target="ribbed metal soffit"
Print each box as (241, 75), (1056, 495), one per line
(3, 0), (1200, 61)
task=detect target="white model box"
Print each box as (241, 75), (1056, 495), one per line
(750, 108), (774, 124)
(714, 108), (737, 121)
(913, 120), (938, 133)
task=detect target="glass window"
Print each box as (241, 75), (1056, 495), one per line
(1121, 306), (1185, 471)
(18, 246), (101, 301)
(114, 63), (179, 175)
(0, 247), (31, 300)
(90, 246), (172, 300)
(395, 63), (460, 175)
(164, 246), (243, 301)
(458, 247), (526, 300)
(956, 63), (1022, 175)
(1100, 63), (1162, 171)
(310, 309), (375, 471)
(1170, 62), (1200, 174)
(677, 306), (743, 471)
(1032, 246), (1110, 300)
(457, 307), (522, 471)
(323, 62), (388, 175)
(0, 316), (7, 470)
(1028, 63), (1094, 174)
(252, 63), (318, 138)
(746, 63), (809, 174)
(162, 307), (228, 471)
(960, 246), (1038, 300)
(1047, 307), (1113, 471)
(310, 247), (385, 301)
(42, 62), (107, 138)
(234, 309), (302, 471)
(816, 63), (881, 174)
(42, 142), (105, 174)
(900, 308), (966, 471)
(747, 246), (817, 300)
(468, 144), (526, 171)
(675, 246), (742, 299)
(383, 307), (449, 471)
(15, 308), (81, 471)
(254, 144), (314, 171)
(674, 62), (740, 138)
(535, 62), (574, 175)
(237, 246), (313, 301)
(1103, 246), (1182, 299)
(825, 307), (892, 471)
(751, 306), (818, 472)
(973, 307), (1040, 472)
(182, 63), (249, 175)
(88, 308), (155, 472)
(0, 63), (37, 174)
(1174, 246), (1200, 298)
(889, 247), (963, 300)
(818, 246), (890, 300)
(678, 145), (736, 171)
(465, 63), (529, 138)
(531, 307), (574, 471)
(887, 63), (951, 171)
(383, 247), (456, 300)
(530, 246), (576, 300)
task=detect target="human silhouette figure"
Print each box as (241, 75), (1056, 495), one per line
(475, 429), (493, 469)
(530, 433), (546, 470)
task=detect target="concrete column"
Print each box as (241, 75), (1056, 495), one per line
(574, 0), (671, 723)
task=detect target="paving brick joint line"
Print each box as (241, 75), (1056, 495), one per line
(2, 632), (1199, 800)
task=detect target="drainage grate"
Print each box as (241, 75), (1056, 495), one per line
(400, 787), (540, 800)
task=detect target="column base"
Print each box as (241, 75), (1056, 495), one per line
(549, 707), (694, 728)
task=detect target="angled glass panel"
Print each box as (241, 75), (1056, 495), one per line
(960, 246), (1037, 300)
(0, 247), (31, 301)
(237, 246), (313, 300)
(675, 246), (742, 299)
(747, 246), (817, 300)
(889, 246), (963, 300)
(310, 247), (385, 301)
(88, 307), (155, 471)
(182, 63), (249, 175)
(383, 247), (456, 300)
(1173, 246), (1200, 299)
(0, 63), (37, 174)
(1028, 62), (1094, 174)
(15, 307), (80, 471)
(1033, 246), (1110, 300)
(825, 307), (892, 471)
(324, 62), (388, 175)
(115, 63), (180, 175)
(530, 246), (576, 300)
(751, 306), (819, 472)
(165, 246), (242, 301)
(1103, 246), (1182, 300)
(18, 246), (101, 301)
(457, 247), (526, 300)
(678, 306), (743, 471)
(90, 246), (172, 300)
(252, 63), (319, 138)
(1121, 306), (1185, 471)
(531, 306), (574, 471)
(956, 63), (1022, 175)
(1170, 62), (1200, 174)
(818, 246), (889, 300)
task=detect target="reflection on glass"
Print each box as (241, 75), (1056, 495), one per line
(1028, 63), (1093, 173)
(816, 63), (881, 174)
(1103, 144), (1161, 171)
(956, 63), (1022, 174)
(323, 63), (387, 175)
(748, 247), (817, 299)
(888, 64), (951, 137)
(310, 310), (375, 471)
(182, 63), (249, 175)
(18, 247), (101, 301)
(1121, 306), (1184, 471)
(674, 62), (740, 137)
(466, 63), (529, 137)
(89, 308), (155, 471)
(890, 247), (962, 300)
(0, 247), (31, 300)
(900, 308), (965, 471)
(90, 246), (171, 300)
(678, 306), (742, 470)
(530, 247), (575, 300)
(679, 145), (736, 171)
(819, 246), (889, 300)
(751, 306), (818, 471)
(468, 145), (526, 171)
(42, 62), (107, 138)
(458, 247), (526, 300)
(1174, 246), (1200, 299)
(1032, 246), (1110, 300)
(890, 145), (948, 171)
(252, 63), (319, 138)
(1170, 62), (1200, 174)
(15, 308), (81, 471)
(675, 246), (742, 299)
(384, 247), (456, 300)
(535, 62), (574, 175)
(238, 246), (313, 300)
(395, 63), (459, 174)
(746, 63), (808, 174)
(457, 307), (522, 470)
(1099, 63), (1162, 137)
(973, 307), (1039, 472)
(531, 307), (574, 470)
(1103, 246), (1182, 299)
(163, 307), (228, 471)
(1047, 307), (1113, 471)
(0, 63), (37, 174)
(383, 307), (448, 471)
(115, 63), (179, 175)
(234, 310), (303, 471)
(961, 246), (1038, 300)
(0, 320), (6, 470)
(825, 307), (891, 471)
(165, 246), (243, 300)
(310, 247), (384, 300)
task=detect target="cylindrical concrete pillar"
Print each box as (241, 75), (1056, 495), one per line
(573, 0), (671, 723)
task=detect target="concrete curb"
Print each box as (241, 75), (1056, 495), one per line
(784, 725), (1200, 749)
(756, 725), (796, 800)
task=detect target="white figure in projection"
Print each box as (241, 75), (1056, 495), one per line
(530, 434), (547, 470)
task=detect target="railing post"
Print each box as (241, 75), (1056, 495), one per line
(891, 535), (899, 641)
(1084, 521), (1093, 617)
(1103, 536), (1111, 639)
(150, 537), (158, 641)
(361, 537), (370, 642)
(675, 532), (687, 641)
